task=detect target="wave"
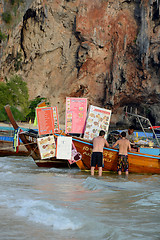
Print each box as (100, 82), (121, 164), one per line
(7, 198), (83, 231)
(82, 176), (147, 192)
(134, 191), (160, 207)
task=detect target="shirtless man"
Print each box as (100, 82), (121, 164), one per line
(112, 131), (131, 175)
(91, 130), (109, 176)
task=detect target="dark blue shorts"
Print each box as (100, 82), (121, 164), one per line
(91, 152), (103, 167)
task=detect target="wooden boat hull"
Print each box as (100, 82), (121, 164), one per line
(4, 105), (160, 172)
(34, 159), (75, 168)
(72, 137), (160, 174)
(23, 134), (78, 168)
(0, 139), (30, 157)
(4, 105), (77, 168)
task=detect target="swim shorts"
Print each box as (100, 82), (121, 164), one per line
(91, 152), (103, 167)
(117, 155), (128, 172)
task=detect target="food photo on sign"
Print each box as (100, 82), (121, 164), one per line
(37, 135), (56, 159)
(83, 105), (111, 140)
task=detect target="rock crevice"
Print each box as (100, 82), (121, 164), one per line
(0, 0), (160, 125)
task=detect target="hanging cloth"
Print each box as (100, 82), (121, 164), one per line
(68, 142), (82, 165)
(13, 128), (20, 153)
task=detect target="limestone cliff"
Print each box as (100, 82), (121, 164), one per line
(0, 0), (160, 126)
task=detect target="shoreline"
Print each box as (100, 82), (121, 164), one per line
(0, 122), (66, 131)
(0, 121), (37, 129)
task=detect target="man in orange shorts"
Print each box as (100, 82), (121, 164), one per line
(112, 131), (131, 175)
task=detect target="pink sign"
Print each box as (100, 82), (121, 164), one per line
(65, 97), (87, 134)
(36, 107), (60, 136)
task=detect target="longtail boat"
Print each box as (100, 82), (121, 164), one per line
(72, 138), (160, 174)
(5, 105), (160, 173)
(4, 105), (75, 168)
(0, 129), (30, 157)
(72, 110), (160, 174)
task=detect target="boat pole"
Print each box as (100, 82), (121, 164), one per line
(137, 117), (148, 139)
(125, 111), (160, 147)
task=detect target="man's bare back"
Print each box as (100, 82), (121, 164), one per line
(92, 136), (109, 152)
(91, 130), (109, 177)
(113, 138), (131, 155)
(112, 131), (131, 175)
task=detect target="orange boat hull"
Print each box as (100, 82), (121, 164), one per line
(72, 137), (160, 174)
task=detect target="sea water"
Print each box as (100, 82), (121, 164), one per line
(0, 156), (160, 240)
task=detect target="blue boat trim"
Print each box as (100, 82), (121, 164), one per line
(53, 134), (160, 159)
(127, 151), (159, 159)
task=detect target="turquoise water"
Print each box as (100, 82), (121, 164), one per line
(0, 126), (34, 131)
(0, 156), (160, 240)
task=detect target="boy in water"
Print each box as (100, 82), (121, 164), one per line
(91, 130), (109, 177)
(112, 131), (131, 175)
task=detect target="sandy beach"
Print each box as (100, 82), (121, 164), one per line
(0, 121), (37, 129)
(0, 122), (65, 131)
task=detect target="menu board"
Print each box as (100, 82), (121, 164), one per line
(65, 97), (87, 134)
(52, 107), (60, 133)
(37, 136), (56, 159)
(36, 107), (60, 136)
(84, 105), (111, 140)
(56, 136), (72, 160)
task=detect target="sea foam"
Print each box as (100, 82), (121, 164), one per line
(11, 198), (83, 230)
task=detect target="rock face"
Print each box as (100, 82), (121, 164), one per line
(0, 0), (160, 126)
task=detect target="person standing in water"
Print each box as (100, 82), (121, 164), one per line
(91, 130), (109, 177)
(112, 131), (131, 175)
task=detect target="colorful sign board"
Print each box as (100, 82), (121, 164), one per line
(37, 135), (56, 159)
(84, 105), (111, 140)
(56, 136), (72, 160)
(36, 107), (60, 136)
(65, 97), (87, 134)
(52, 107), (60, 133)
